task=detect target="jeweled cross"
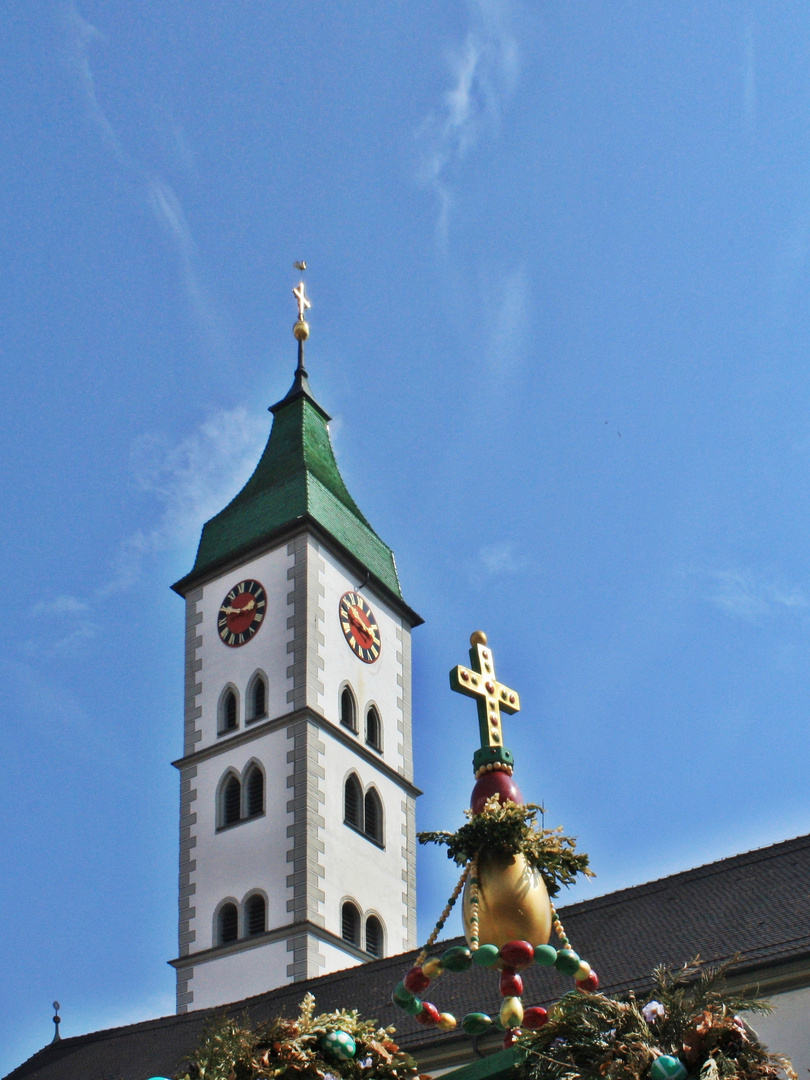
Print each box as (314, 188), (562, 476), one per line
(293, 280), (311, 321)
(450, 631), (520, 772)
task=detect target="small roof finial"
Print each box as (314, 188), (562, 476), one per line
(292, 266), (311, 375)
(51, 1001), (61, 1043)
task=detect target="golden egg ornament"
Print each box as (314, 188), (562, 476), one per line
(462, 849), (552, 949)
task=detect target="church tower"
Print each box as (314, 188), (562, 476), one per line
(168, 283), (422, 1013)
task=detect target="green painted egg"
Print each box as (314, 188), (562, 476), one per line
(321, 1030), (356, 1060)
(462, 1012), (492, 1035)
(534, 944), (558, 965)
(554, 948), (581, 975)
(442, 945), (472, 972)
(472, 943), (500, 967)
(651, 1057), (687, 1080)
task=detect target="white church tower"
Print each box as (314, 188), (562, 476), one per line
(168, 283), (422, 1012)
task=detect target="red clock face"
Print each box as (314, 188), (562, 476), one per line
(339, 591), (381, 663)
(218, 580), (266, 647)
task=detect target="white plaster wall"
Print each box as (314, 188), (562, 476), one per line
(189, 938), (292, 1011)
(196, 544), (294, 748)
(316, 542), (409, 771)
(319, 733), (408, 956)
(191, 726), (291, 949)
(318, 938), (364, 974)
(747, 987), (810, 1075)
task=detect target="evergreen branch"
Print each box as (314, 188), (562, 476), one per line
(417, 799), (594, 897)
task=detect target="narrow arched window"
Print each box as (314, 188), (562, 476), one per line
(344, 775), (362, 830)
(365, 915), (384, 958)
(340, 687), (356, 732)
(245, 894), (266, 936)
(223, 775), (241, 826)
(365, 706), (381, 751)
(341, 901), (360, 946)
(364, 789), (383, 845)
(251, 676), (267, 720)
(219, 688), (238, 733)
(218, 902), (238, 945)
(245, 765), (264, 818)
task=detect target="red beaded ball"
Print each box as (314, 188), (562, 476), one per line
(416, 1002), (441, 1026)
(499, 968), (524, 998)
(470, 772), (524, 814)
(575, 971), (600, 994)
(522, 1007), (549, 1030)
(403, 967), (431, 994)
(499, 940), (535, 970)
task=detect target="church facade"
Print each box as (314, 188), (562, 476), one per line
(167, 290), (422, 1011)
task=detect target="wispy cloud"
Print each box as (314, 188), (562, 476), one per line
(100, 407), (268, 594)
(479, 265), (529, 378)
(25, 595), (95, 655)
(701, 568), (807, 624)
(60, 3), (221, 352)
(417, 0), (520, 245)
(61, 1), (126, 164)
(478, 540), (526, 576)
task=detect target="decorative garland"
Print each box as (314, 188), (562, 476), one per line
(391, 857), (598, 1044)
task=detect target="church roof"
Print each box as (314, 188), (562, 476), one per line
(9, 831), (810, 1080)
(172, 363), (405, 604)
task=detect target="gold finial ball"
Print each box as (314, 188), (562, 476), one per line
(293, 319), (310, 342)
(470, 630), (488, 647)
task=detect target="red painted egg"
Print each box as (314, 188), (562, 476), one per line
(416, 1002), (441, 1025)
(470, 772), (524, 814)
(499, 968), (524, 997)
(403, 967), (430, 993)
(522, 1007), (548, 1030)
(499, 940), (535, 970)
(576, 971), (599, 993)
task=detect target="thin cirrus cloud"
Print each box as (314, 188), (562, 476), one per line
(117, 405), (269, 568)
(416, 0), (520, 245)
(59, 2), (220, 353)
(705, 568), (807, 624)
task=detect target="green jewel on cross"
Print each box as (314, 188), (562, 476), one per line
(449, 631), (521, 774)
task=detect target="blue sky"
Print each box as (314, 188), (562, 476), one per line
(4, 1), (810, 1074)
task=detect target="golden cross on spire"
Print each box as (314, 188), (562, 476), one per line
(293, 280), (311, 322)
(450, 631), (521, 774)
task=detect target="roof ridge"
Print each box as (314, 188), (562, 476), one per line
(556, 832), (810, 916)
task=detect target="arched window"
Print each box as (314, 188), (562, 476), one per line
(365, 915), (384, 958)
(245, 894), (266, 936)
(344, 774), (362, 830)
(249, 674), (267, 721)
(245, 765), (264, 818)
(219, 687), (238, 733)
(222, 774), (241, 826)
(341, 901), (360, 946)
(340, 686), (357, 732)
(365, 706), (381, 751)
(218, 902), (238, 945)
(364, 788), (383, 846)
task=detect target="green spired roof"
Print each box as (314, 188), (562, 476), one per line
(173, 357), (406, 604)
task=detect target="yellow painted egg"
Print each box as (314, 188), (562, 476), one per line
(462, 850), (552, 949)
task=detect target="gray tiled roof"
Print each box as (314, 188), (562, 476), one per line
(8, 833), (810, 1080)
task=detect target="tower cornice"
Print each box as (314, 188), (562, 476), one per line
(171, 703), (423, 798)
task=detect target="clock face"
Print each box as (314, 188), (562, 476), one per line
(218, 579), (267, 647)
(339, 591), (381, 664)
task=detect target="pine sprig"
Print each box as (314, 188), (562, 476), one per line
(516, 960), (795, 1080)
(176, 995), (422, 1080)
(417, 799), (594, 897)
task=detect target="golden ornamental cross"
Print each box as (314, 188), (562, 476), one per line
(450, 631), (520, 773)
(293, 280), (311, 321)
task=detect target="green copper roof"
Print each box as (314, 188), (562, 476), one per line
(177, 366), (404, 600)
